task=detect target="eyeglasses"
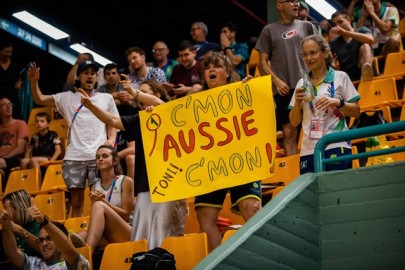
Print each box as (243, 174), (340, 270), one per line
(279, 0), (300, 4)
(36, 235), (52, 244)
(190, 27), (201, 32)
(300, 50), (321, 58)
(0, 102), (13, 108)
(152, 48), (167, 53)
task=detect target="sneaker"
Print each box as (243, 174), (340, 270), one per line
(69, 233), (86, 248)
(361, 63), (373, 81)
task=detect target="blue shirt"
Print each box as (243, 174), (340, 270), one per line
(229, 41), (249, 78)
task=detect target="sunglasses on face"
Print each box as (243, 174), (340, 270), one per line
(36, 235), (52, 243)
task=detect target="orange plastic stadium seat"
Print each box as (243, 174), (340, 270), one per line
(33, 191), (66, 221)
(99, 240), (148, 270)
(161, 233), (208, 270)
(4, 168), (40, 195)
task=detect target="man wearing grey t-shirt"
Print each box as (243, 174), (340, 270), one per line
(255, 0), (317, 156)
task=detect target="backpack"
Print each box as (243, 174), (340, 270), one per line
(130, 247), (176, 270)
(350, 110), (386, 129)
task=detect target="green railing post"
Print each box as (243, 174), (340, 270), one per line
(314, 121), (405, 172)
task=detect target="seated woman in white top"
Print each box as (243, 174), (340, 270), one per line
(77, 144), (134, 252)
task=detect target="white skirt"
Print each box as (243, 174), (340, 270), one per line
(130, 191), (188, 249)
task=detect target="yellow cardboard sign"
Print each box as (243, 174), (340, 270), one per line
(140, 75), (276, 202)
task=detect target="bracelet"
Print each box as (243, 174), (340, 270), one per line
(134, 89), (140, 101)
(223, 47), (231, 53)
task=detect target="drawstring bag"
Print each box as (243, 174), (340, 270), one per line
(130, 247), (176, 270)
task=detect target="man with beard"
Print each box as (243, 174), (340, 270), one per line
(28, 61), (119, 218)
(125, 47), (166, 90)
(0, 200), (89, 269)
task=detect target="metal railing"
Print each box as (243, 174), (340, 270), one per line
(314, 121), (405, 172)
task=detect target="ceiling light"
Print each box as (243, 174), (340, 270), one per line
(12, 11), (69, 40)
(48, 43), (76, 65)
(305, 0), (336, 19)
(70, 43), (113, 66)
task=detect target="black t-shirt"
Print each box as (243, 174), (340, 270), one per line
(29, 130), (59, 157)
(121, 114), (149, 195)
(330, 27), (371, 81)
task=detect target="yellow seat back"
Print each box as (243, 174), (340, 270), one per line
(262, 154), (300, 186)
(161, 233), (208, 270)
(33, 191), (66, 221)
(65, 216), (90, 233)
(40, 164), (67, 193)
(99, 240), (148, 270)
(382, 51), (405, 77)
(245, 49), (260, 77)
(384, 138), (405, 162)
(4, 168), (40, 195)
(221, 229), (237, 243)
(357, 77), (398, 109)
(351, 145), (360, 169)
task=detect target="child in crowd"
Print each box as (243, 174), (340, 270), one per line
(20, 112), (61, 182)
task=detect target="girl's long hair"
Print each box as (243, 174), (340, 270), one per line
(2, 190), (33, 225)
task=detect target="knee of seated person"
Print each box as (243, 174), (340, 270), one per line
(91, 200), (107, 210)
(125, 154), (135, 163)
(359, 43), (372, 53)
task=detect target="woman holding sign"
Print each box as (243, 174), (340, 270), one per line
(289, 34), (360, 174)
(195, 52), (262, 252)
(77, 74), (187, 250)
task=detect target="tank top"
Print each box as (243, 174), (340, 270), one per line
(93, 175), (125, 207)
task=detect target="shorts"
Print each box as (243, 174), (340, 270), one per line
(300, 147), (352, 174)
(195, 181), (262, 214)
(62, 160), (97, 189)
(3, 157), (21, 171)
(275, 91), (294, 131)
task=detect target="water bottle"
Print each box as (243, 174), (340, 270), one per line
(302, 72), (314, 102)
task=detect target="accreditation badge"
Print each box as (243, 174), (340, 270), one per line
(309, 117), (324, 140)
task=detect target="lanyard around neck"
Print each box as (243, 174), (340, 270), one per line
(106, 176), (119, 203)
(67, 91), (96, 144)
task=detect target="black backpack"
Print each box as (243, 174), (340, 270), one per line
(130, 247), (176, 270)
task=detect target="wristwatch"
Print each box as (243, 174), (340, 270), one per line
(337, 98), (345, 109)
(39, 215), (49, 225)
(23, 230), (29, 238)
